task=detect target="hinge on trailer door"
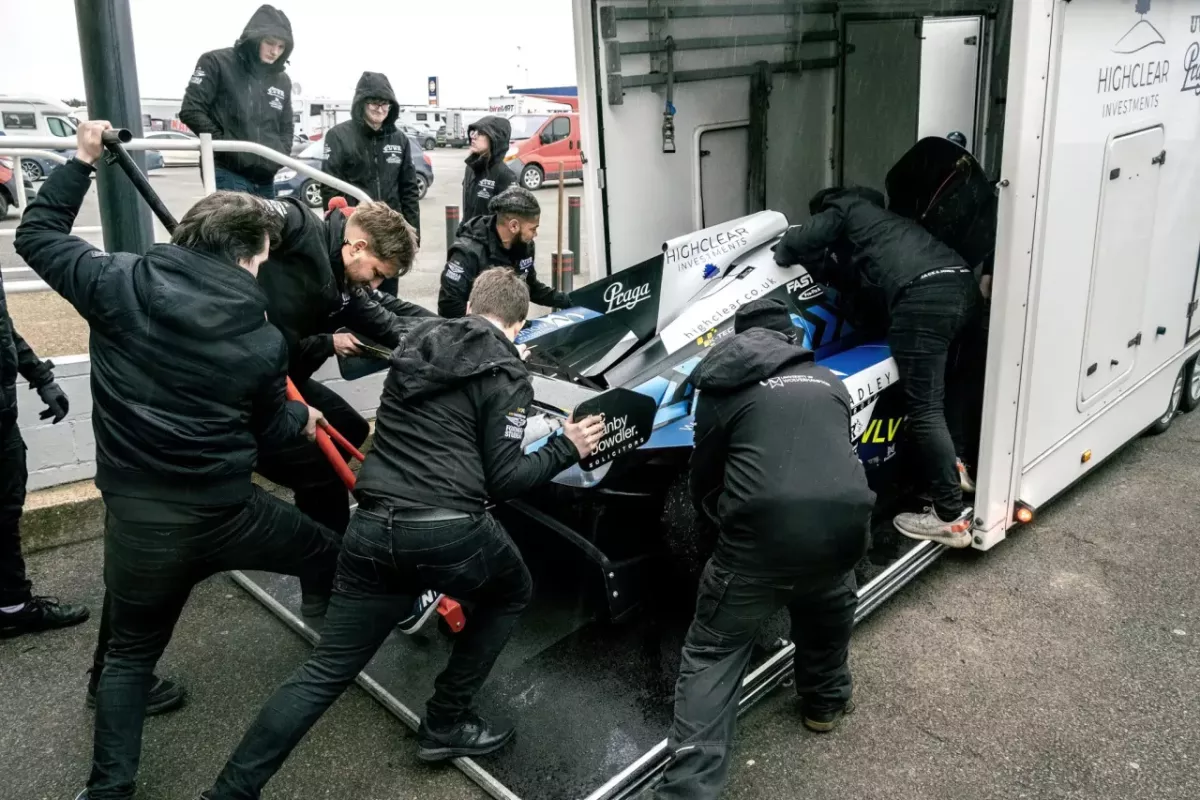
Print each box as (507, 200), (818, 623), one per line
(1188, 299), (1198, 318)
(597, 168), (606, 190)
(1152, 150), (1167, 165)
(1127, 332), (1142, 348)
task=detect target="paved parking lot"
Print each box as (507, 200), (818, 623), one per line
(1, 148), (589, 357)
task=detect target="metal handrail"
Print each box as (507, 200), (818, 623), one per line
(0, 134), (371, 204)
(1, 134), (374, 300)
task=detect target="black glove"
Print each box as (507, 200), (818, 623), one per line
(36, 382), (69, 424)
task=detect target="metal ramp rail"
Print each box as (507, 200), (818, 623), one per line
(1, 134), (949, 799)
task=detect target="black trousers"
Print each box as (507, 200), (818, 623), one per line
(91, 378), (370, 675)
(0, 419), (31, 607)
(886, 271), (982, 519)
(255, 377), (369, 555)
(86, 488), (338, 800)
(655, 560), (859, 800)
(207, 504), (532, 799)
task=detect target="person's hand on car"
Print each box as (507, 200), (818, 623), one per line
(563, 413), (606, 457)
(332, 332), (363, 357)
(75, 120), (113, 166)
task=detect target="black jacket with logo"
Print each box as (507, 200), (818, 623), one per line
(438, 214), (569, 318)
(180, 5), (295, 185)
(773, 187), (967, 311)
(258, 199), (435, 382)
(320, 72), (421, 239)
(461, 115), (516, 225)
(0, 292), (54, 425)
(14, 159), (307, 503)
(355, 316), (580, 511)
(691, 328), (874, 578)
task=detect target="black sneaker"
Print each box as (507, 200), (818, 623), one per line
(300, 592), (330, 618)
(416, 712), (515, 762)
(86, 672), (187, 716)
(0, 596), (90, 638)
(802, 698), (856, 733)
(397, 590), (444, 635)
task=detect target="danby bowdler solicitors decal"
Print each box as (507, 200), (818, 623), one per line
(574, 388), (657, 472)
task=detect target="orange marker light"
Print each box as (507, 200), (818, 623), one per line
(1015, 506), (1034, 524)
(1081, 449), (1093, 464)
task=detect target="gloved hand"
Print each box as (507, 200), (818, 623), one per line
(37, 382), (70, 424)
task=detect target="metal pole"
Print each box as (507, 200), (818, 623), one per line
(74, 0), (153, 254)
(568, 195), (581, 276)
(199, 133), (217, 195)
(555, 161), (565, 284)
(13, 158), (28, 216)
(445, 205), (461, 251)
(553, 250), (574, 295)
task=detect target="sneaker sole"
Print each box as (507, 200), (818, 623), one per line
(893, 523), (973, 549)
(0, 610), (91, 638)
(802, 699), (855, 733)
(417, 729), (515, 763)
(397, 598), (443, 635)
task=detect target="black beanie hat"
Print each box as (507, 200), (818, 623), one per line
(734, 298), (795, 338)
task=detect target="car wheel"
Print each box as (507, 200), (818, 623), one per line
(423, 137), (436, 150)
(21, 159), (43, 181)
(1182, 356), (1200, 413)
(521, 164), (544, 191)
(416, 174), (429, 200)
(1147, 366), (1185, 435)
(302, 180), (323, 208)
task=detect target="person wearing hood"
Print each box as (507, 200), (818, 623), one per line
(320, 71), (421, 296)
(253, 196), (431, 609)
(461, 115), (516, 226)
(14, 121), (338, 800)
(773, 186), (982, 547)
(439, 186), (571, 318)
(652, 298), (873, 800)
(205, 269), (605, 797)
(180, 4), (295, 197)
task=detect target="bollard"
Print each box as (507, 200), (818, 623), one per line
(553, 250), (575, 295)
(568, 195), (581, 275)
(445, 205), (461, 252)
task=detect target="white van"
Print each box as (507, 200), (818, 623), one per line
(0, 96), (79, 139)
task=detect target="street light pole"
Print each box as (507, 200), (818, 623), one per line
(74, 0), (154, 254)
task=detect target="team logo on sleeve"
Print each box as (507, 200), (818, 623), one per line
(265, 200), (289, 218)
(189, 68), (205, 86)
(504, 407), (528, 440)
(444, 261), (465, 282)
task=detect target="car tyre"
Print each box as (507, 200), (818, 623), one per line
(423, 137), (436, 150)
(21, 159), (44, 182)
(1181, 356), (1200, 413)
(416, 174), (429, 200)
(302, 180), (323, 209)
(1147, 366), (1184, 435)
(521, 164), (544, 191)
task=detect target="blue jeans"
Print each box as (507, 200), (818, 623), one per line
(214, 166), (276, 199)
(87, 487), (338, 799)
(207, 503), (532, 799)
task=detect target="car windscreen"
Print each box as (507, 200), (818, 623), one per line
(300, 140), (324, 159)
(508, 115), (550, 141)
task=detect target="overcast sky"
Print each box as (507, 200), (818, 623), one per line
(3, 0), (577, 107)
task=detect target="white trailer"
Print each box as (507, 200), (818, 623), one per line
(573, 0), (1200, 555)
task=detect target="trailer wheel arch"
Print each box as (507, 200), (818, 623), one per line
(1181, 356), (1200, 413)
(1147, 366), (1186, 435)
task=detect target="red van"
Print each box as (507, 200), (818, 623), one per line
(503, 112), (583, 191)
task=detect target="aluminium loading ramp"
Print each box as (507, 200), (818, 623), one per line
(232, 509), (945, 800)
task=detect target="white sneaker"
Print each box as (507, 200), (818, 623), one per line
(397, 590), (445, 635)
(957, 459), (977, 494)
(893, 507), (974, 548)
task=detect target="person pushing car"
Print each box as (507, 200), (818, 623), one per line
(773, 187), (983, 547)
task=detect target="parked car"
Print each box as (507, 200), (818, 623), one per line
(275, 136), (434, 208)
(436, 125), (447, 147)
(0, 156), (36, 219)
(504, 112), (583, 191)
(399, 124), (437, 152)
(0, 133), (163, 180)
(142, 131), (199, 166)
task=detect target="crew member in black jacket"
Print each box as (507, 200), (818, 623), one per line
(14, 121), (338, 800)
(0, 299), (84, 639)
(774, 187), (982, 547)
(180, 4), (294, 197)
(206, 269), (605, 797)
(320, 71), (421, 296)
(255, 198), (430, 588)
(654, 299), (873, 800)
(438, 186), (571, 318)
(461, 115), (515, 226)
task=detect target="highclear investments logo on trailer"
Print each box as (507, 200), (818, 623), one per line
(1098, 0), (1170, 118)
(1113, 0), (1165, 54)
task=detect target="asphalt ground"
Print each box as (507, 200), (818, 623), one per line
(2, 407), (1197, 799)
(0, 148), (589, 358)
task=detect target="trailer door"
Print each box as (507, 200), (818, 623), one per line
(917, 17), (983, 149)
(699, 125), (750, 227)
(1078, 125), (1165, 407)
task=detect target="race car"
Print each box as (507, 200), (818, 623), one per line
(504, 136), (996, 621)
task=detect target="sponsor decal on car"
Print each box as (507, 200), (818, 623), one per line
(604, 281), (652, 313)
(664, 226), (751, 273)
